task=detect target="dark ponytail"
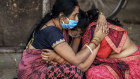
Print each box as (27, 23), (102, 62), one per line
(26, 0), (78, 47)
(87, 9), (99, 23)
(86, 9), (122, 26)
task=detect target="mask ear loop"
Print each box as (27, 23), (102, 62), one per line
(62, 20), (65, 24)
(62, 17), (69, 24)
(66, 17), (70, 22)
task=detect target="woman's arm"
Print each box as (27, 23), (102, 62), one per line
(41, 49), (70, 64)
(52, 41), (95, 65)
(42, 45), (100, 72)
(43, 24), (108, 66)
(78, 45), (100, 72)
(71, 37), (81, 53)
(97, 12), (108, 33)
(42, 38), (96, 66)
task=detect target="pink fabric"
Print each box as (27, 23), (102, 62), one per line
(86, 65), (115, 79)
(17, 49), (47, 79)
(86, 46), (140, 79)
(17, 49), (83, 79)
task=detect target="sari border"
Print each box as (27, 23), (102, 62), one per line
(102, 64), (119, 79)
(88, 21), (127, 53)
(118, 54), (140, 61)
(125, 69), (129, 79)
(105, 23), (127, 53)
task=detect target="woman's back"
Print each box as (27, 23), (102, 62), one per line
(28, 26), (65, 49)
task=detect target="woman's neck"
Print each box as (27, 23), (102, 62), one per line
(52, 18), (62, 31)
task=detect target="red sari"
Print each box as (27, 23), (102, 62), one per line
(82, 21), (140, 79)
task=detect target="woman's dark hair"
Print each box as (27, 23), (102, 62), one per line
(73, 9), (90, 32)
(25, 0), (78, 47)
(75, 8), (122, 33)
(87, 9), (99, 23)
(86, 9), (122, 26)
(71, 9), (99, 32)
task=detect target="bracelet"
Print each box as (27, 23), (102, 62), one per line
(92, 37), (101, 45)
(54, 57), (61, 62)
(60, 60), (66, 64)
(92, 39), (99, 45)
(90, 41), (98, 48)
(85, 44), (93, 54)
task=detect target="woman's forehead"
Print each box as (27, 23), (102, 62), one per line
(71, 6), (79, 15)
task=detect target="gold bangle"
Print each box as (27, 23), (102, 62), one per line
(93, 36), (101, 42)
(92, 37), (101, 45)
(92, 39), (99, 45)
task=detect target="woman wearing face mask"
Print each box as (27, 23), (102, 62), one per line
(17, 0), (108, 79)
(42, 8), (140, 79)
(71, 9), (140, 79)
(39, 8), (104, 70)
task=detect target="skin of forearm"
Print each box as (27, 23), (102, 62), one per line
(71, 37), (81, 53)
(78, 45), (100, 72)
(54, 38), (81, 64)
(54, 42), (96, 65)
(54, 53), (70, 64)
(54, 43), (97, 66)
(74, 43), (96, 65)
(78, 54), (96, 72)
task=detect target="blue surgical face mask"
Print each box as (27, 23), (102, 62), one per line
(69, 33), (81, 38)
(62, 18), (78, 29)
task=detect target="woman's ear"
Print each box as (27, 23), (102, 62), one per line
(59, 12), (65, 22)
(59, 12), (64, 18)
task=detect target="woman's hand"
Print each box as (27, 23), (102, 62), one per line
(41, 49), (57, 62)
(97, 12), (107, 33)
(92, 22), (109, 44)
(48, 61), (58, 65)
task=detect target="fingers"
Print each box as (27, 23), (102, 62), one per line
(41, 52), (50, 55)
(101, 22), (105, 32)
(96, 21), (107, 32)
(103, 22), (107, 33)
(105, 24), (109, 34)
(42, 55), (49, 61)
(95, 24), (99, 32)
(105, 25), (109, 34)
(41, 52), (50, 61)
(42, 49), (49, 53)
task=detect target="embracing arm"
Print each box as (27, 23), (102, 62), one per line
(42, 23), (108, 66)
(43, 25), (108, 66)
(42, 37), (100, 66)
(71, 37), (81, 53)
(53, 41), (95, 66)
(78, 45), (100, 72)
(42, 44), (100, 72)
